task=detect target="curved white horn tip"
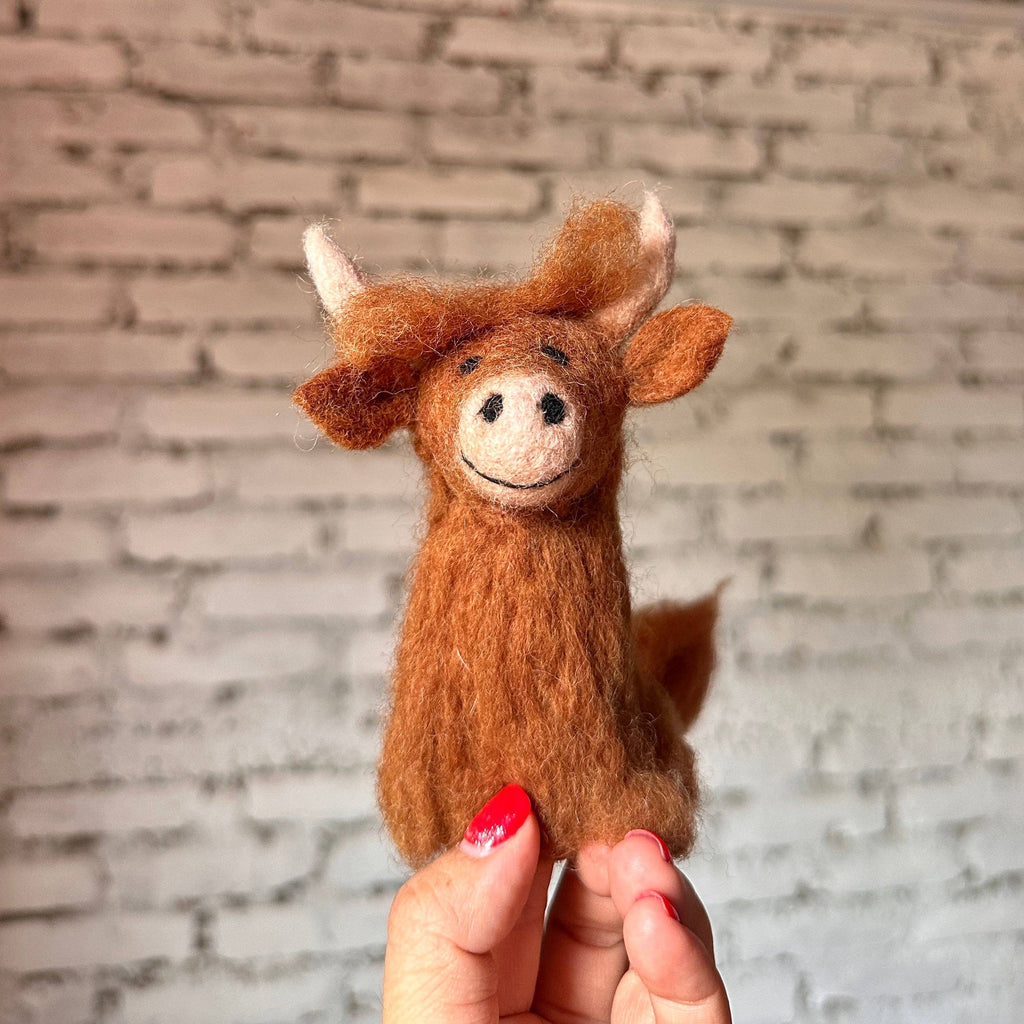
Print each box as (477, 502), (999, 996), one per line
(303, 223), (365, 317)
(640, 191), (674, 249)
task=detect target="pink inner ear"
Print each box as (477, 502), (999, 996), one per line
(624, 304), (732, 407)
(591, 192), (676, 341)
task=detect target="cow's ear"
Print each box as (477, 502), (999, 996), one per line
(294, 362), (416, 449)
(624, 304), (732, 406)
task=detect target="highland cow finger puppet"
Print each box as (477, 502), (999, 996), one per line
(295, 194), (732, 867)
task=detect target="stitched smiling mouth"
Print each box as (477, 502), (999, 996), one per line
(460, 453), (572, 491)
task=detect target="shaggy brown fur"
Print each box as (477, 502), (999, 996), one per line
(296, 197), (732, 867)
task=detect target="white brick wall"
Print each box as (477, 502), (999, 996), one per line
(0, 1), (1022, 1022)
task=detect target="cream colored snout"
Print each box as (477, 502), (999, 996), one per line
(458, 373), (581, 506)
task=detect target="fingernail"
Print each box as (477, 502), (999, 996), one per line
(637, 889), (680, 922)
(625, 829), (672, 862)
(461, 785), (531, 857)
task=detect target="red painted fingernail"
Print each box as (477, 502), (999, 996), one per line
(637, 889), (680, 922)
(625, 829), (672, 862)
(461, 785), (531, 857)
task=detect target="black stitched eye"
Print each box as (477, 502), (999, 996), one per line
(459, 355), (482, 375)
(540, 344), (568, 367)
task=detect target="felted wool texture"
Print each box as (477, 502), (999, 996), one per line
(295, 195), (734, 866)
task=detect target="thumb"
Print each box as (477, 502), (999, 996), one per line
(383, 785), (541, 1024)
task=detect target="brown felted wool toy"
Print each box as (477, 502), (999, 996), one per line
(295, 194), (732, 867)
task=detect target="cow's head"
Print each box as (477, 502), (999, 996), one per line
(295, 195), (732, 512)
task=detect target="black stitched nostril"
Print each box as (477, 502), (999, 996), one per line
(480, 393), (503, 423)
(540, 392), (566, 425)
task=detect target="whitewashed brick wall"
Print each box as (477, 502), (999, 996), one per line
(1, 1), (1022, 1021)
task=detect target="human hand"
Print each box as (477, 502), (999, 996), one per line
(383, 785), (731, 1023)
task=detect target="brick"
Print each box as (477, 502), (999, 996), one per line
(642, 436), (791, 487)
(0, 38), (125, 88)
(4, 450), (209, 506)
(0, 331), (197, 380)
(0, 386), (121, 442)
(427, 116), (591, 169)
(0, 858), (101, 915)
(885, 182), (1024, 232)
(773, 549), (932, 599)
(719, 178), (875, 228)
(868, 282), (1022, 326)
(946, 546), (1024, 594)
(686, 844), (810, 904)
(194, 569), (389, 621)
(955, 440), (1024, 486)
(212, 445), (423, 503)
(343, 503), (419, 555)
(137, 389), (299, 443)
(0, 572), (177, 631)
(8, 783), (240, 838)
(620, 493), (702, 548)
(722, 959), (798, 1024)
(883, 386), (1023, 430)
(872, 85), (971, 137)
(0, 150), (114, 204)
(916, 887), (1024, 943)
(968, 235), (1024, 281)
(0, 641), (102, 698)
(800, 437), (954, 487)
(149, 155), (335, 212)
(621, 24), (770, 74)
(132, 272), (307, 326)
(123, 628), (321, 687)
(722, 388), (874, 434)
(611, 125), (761, 177)
(909, 605), (1024, 650)
(719, 495), (869, 542)
(926, 135), (1024, 192)
(965, 817), (1024, 878)
(0, 914), (191, 972)
(32, 208), (235, 266)
(965, 331), (1024, 375)
(548, 173), (707, 221)
(739, 606), (902, 658)
(793, 37), (930, 83)
(38, 0), (226, 39)
(445, 17), (608, 65)
(219, 106), (413, 160)
(883, 496), (1020, 541)
(336, 57), (502, 114)
(110, 828), (317, 904)
(119, 968), (342, 1024)
(674, 226), (784, 275)
(205, 330), (322, 382)
(125, 508), (321, 562)
(0, 516), (111, 567)
(216, 894), (390, 958)
(251, 214), (438, 272)
(788, 331), (948, 381)
(252, 1), (425, 58)
(816, 833), (960, 894)
(631, 547), (761, 604)
(439, 219), (542, 274)
(718, 784), (886, 850)
(778, 132), (921, 180)
(532, 66), (695, 120)
(0, 93), (204, 148)
(247, 768), (376, 822)
(358, 168), (540, 216)
(706, 81), (857, 130)
(799, 227), (956, 278)
(0, 274), (111, 326)
(7, 977), (93, 1024)
(900, 764), (1020, 829)
(691, 276), (861, 326)
(344, 622), (397, 677)
(134, 43), (317, 102)
(325, 828), (407, 891)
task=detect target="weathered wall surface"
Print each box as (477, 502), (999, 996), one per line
(1, 0), (1022, 1021)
